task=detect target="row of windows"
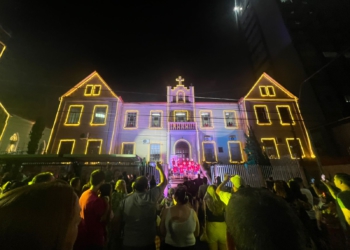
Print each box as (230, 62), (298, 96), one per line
(262, 138), (305, 159)
(65, 105), (108, 126)
(57, 137), (305, 160)
(57, 139), (103, 155)
(65, 106), (236, 129)
(122, 143), (161, 162)
(124, 110), (238, 129)
(254, 105), (295, 125)
(84, 85), (102, 96)
(259, 86), (275, 97)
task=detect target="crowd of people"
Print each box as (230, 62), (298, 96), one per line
(0, 164), (350, 250)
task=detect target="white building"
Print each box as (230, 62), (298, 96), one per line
(46, 71), (315, 167)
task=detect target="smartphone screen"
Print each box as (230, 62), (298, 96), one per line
(310, 178), (315, 184)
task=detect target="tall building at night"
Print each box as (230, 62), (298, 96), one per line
(46, 72), (315, 169)
(234, 0), (350, 159)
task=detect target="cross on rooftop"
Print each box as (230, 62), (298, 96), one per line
(176, 76), (185, 85)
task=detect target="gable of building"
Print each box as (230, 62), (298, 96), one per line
(0, 102), (10, 141)
(61, 71), (118, 99)
(244, 73), (297, 101)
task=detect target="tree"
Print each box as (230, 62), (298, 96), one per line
(27, 117), (46, 154)
(244, 126), (271, 166)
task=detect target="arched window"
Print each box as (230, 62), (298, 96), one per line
(177, 91), (184, 103)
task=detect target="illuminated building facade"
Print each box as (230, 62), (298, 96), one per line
(47, 71), (315, 165)
(0, 102), (51, 154)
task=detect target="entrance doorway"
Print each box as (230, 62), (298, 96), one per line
(175, 141), (190, 159)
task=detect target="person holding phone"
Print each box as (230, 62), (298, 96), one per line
(322, 173), (350, 247)
(215, 174), (242, 205)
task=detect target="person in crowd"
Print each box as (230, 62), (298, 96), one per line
(215, 176), (222, 186)
(1, 180), (26, 194)
(110, 180), (127, 249)
(75, 170), (107, 250)
(198, 177), (209, 200)
(293, 177), (325, 249)
(322, 173), (350, 227)
(0, 180), (81, 250)
(99, 183), (113, 248)
(115, 162), (167, 250)
(193, 174), (203, 195)
(150, 175), (157, 189)
(203, 185), (226, 250)
(184, 176), (197, 198)
(216, 174), (241, 205)
(274, 180), (293, 202)
(99, 183), (113, 221)
(70, 177), (81, 197)
(122, 171), (132, 193)
(81, 182), (91, 193)
(111, 179), (127, 215)
(160, 187), (199, 250)
(226, 188), (305, 250)
(314, 193), (348, 250)
(160, 188), (175, 211)
(28, 172), (55, 185)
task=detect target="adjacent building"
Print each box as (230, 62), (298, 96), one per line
(46, 71), (315, 168)
(234, 0), (350, 160)
(0, 102), (51, 154)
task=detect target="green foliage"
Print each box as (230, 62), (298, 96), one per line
(27, 117), (46, 154)
(244, 126), (271, 166)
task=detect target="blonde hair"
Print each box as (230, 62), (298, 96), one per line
(205, 185), (225, 216)
(274, 180), (287, 198)
(115, 179), (126, 193)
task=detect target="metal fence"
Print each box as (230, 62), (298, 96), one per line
(211, 161), (305, 188)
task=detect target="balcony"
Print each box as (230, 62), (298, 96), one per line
(169, 122), (196, 130)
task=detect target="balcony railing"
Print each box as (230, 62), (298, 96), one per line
(169, 122), (196, 130)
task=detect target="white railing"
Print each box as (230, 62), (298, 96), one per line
(169, 122), (196, 130)
(211, 161), (305, 187)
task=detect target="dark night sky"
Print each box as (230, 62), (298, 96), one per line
(0, 1), (254, 126)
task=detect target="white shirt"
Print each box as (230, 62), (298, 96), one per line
(301, 188), (316, 220)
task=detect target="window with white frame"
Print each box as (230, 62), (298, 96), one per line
(277, 106), (293, 124)
(254, 106), (270, 124)
(86, 140), (102, 154)
(201, 112), (212, 127)
(92, 106), (108, 124)
(228, 142), (243, 162)
(175, 111), (187, 122)
(150, 144), (161, 162)
(204, 143), (216, 162)
(178, 92), (184, 102)
(123, 143), (134, 154)
(225, 112), (237, 127)
(126, 112), (137, 128)
(262, 139), (279, 159)
(65, 106), (83, 125)
(151, 112), (161, 127)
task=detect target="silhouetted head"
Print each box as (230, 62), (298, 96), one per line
(203, 177), (208, 184)
(69, 177), (80, 190)
(226, 188), (304, 250)
(174, 187), (188, 205)
(134, 176), (148, 192)
(99, 183), (112, 197)
(90, 170), (105, 187)
(0, 180), (81, 250)
(29, 172), (55, 185)
(334, 173), (350, 191)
